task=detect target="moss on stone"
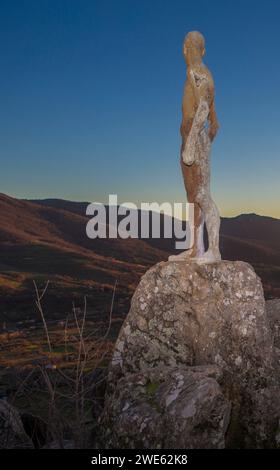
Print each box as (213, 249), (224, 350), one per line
(145, 381), (162, 413)
(145, 381), (160, 397)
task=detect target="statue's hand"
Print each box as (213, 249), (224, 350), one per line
(182, 148), (195, 166)
(182, 135), (196, 165)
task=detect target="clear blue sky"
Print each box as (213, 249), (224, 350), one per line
(0, 0), (280, 217)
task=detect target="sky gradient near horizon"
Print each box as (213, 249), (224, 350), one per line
(0, 0), (280, 217)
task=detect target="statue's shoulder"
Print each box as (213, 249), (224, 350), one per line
(197, 64), (213, 80)
(192, 65), (215, 95)
(189, 65), (211, 88)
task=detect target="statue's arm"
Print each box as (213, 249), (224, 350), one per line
(182, 70), (210, 166)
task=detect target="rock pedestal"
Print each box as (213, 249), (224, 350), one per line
(100, 261), (279, 448)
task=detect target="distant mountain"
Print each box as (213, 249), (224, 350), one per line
(0, 193), (167, 321)
(30, 198), (90, 217)
(0, 193), (279, 322)
(222, 213), (280, 250)
(29, 199), (280, 299)
(32, 197), (280, 265)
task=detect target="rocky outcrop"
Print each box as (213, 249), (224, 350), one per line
(111, 261), (273, 380)
(267, 299), (280, 351)
(100, 260), (280, 448)
(100, 365), (230, 449)
(266, 298), (280, 389)
(0, 400), (34, 449)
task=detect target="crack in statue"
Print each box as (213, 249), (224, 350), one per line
(170, 31), (221, 263)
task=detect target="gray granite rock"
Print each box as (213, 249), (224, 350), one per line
(101, 260), (279, 448)
(100, 366), (230, 449)
(111, 261), (273, 383)
(266, 299), (280, 351)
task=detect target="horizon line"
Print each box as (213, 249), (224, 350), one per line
(0, 192), (279, 222)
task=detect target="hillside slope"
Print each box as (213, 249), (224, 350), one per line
(0, 194), (167, 321)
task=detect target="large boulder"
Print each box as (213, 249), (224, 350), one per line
(111, 261), (273, 382)
(100, 365), (231, 449)
(102, 260), (279, 448)
(0, 400), (33, 449)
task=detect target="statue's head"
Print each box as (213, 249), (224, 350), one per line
(183, 31), (205, 65)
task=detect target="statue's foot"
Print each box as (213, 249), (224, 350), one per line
(168, 250), (193, 261)
(168, 249), (202, 263)
(195, 250), (221, 264)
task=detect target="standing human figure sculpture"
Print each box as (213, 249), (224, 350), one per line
(170, 31), (221, 263)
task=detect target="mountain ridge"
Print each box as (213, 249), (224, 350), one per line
(1, 193), (280, 321)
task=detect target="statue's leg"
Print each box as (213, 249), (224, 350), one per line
(196, 209), (205, 257)
(169, 157), (205, 261)
(182, 145), (206, 258)
(197, 194), (221, 262)
(189, 201), (205, 257)
(195, 131), (221, 263)
(169, 202), (204, 261)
